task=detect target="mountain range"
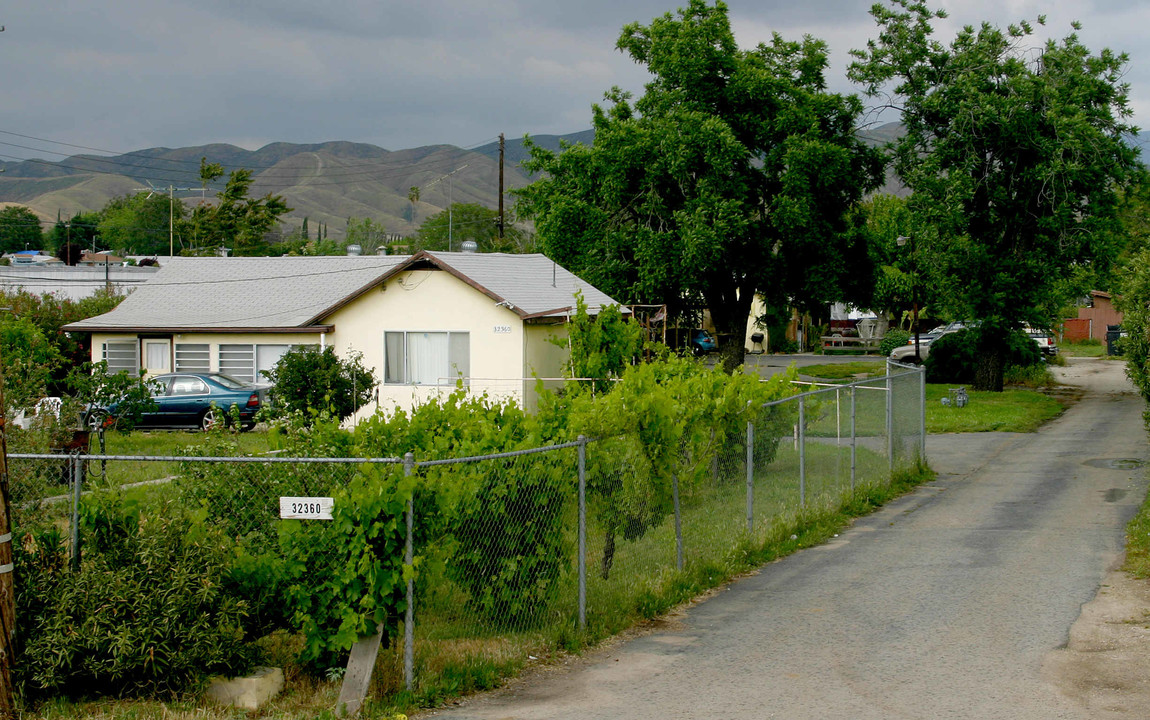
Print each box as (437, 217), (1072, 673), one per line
(0, 125), (903, 242)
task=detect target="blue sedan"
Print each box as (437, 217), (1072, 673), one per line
(88, 372), (261, 431)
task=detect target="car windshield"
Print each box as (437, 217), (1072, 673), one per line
(209, 373), (250, 390)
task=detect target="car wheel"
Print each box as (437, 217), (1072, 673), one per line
(239, 422), (255, 433)
(692, 344), (705, 357)
(86, 409), (110, 431)
(201, 408), (220, 431)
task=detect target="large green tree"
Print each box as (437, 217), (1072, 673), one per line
(183, 168), (292, 256)
(849, 0), (1142, 390)
(415, 203), (531, 254)
(98, 192), (187, 256)
(0, 205), (44, 254)
(517, 0), (884, 368)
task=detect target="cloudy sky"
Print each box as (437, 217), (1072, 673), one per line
(1, 0), (1147, 159)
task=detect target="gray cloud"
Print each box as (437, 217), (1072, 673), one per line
(0, 0), (1145, 156)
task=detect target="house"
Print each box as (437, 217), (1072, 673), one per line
(4, 250), (61, 266)
(62, 251), (624, 417)
(1062, 290), (1122, 343)
(0, 263), (159, 301)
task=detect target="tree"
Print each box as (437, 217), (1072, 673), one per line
(0, 205), (44, 254)
(263, 346), (377, 423)
(98, 193), (187, 256)
(516, 1), (883, 370)
(857, 194), (920, 327)
(414, 203), (531, 254)
(345, 217), (388, 254)
(51, 212), (101, 261)
(849, 0), (1142, 390)
(184, 169), (292, 256)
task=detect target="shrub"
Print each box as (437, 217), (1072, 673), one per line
(264, 346), (376, 423)
(448, 454), (571, 626)
(15, 496), (255, 700)
(277, 463), (439, 671)
(926, 328), (1044, 383)
(879, 329), (911, 357)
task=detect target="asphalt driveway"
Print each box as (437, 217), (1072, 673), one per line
(425, 358), (1148, 719)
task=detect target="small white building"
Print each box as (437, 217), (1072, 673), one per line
(63, 251), (624, 417)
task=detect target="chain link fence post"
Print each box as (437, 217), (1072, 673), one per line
(403, 452), (414, 692)
(886, 364), (895, 474)
(919, 364), (927, 462)
(798, 396), (806, 507)
(70, 455), (82, 572)
(745, 420), (754, 533)
(577, 435), (586, 632)
(672, 471), (683, 572)
(850, 385), (857, 492)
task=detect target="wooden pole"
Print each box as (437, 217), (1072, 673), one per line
(0, 327), (17, 719)
(497, 133), (505, 240)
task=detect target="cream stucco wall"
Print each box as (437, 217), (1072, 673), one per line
(325, 269), (567, 419)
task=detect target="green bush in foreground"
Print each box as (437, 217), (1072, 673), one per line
(15, 497), (255, 700)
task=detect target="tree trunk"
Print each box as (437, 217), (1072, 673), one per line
(600, 529), (616, 580)
(973, 327), (1007, 391)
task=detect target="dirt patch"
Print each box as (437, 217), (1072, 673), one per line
(1043, 565), (1150, 717)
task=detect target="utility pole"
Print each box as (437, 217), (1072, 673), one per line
(135, 183), (192, 258)
(497, 133), (505, 240)
(418, 165), (468, 252)
(0, 308), (16, 720)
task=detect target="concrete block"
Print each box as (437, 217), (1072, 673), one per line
(206, 666), (285, 710)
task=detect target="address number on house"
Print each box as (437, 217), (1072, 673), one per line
(493, 325), (512, 334)
(279, 497), (334, 520)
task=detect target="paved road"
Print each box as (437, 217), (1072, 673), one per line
(427, 358), (1148, 719)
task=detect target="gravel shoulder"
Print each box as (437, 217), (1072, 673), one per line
(1041, 358), (1150, 718)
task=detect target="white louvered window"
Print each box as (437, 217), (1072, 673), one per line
(384, 331), (469, 385)
(175, 343), (211, 372)
(218, 344), (256, 383)
(102, 342), (139, 376)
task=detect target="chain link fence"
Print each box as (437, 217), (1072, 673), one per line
(10, 362), (925, 695)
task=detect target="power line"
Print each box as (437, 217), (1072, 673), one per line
(0, 129), (503, 182)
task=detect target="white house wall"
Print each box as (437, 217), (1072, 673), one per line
(325, 268), (564, 419)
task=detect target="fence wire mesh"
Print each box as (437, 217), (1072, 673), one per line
(8, 365), (925, 694)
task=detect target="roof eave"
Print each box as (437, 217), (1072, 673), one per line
(62, 324), (335, 335)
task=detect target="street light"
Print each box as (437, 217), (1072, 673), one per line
(896, 235), (921, 362)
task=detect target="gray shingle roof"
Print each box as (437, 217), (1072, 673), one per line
(408, 252), (623, 319)
(64, 252), (623, 332)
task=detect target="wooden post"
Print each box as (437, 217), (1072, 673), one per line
(0, 333), (17, 719)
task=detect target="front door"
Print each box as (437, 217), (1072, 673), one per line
(142, 339), (172, 377)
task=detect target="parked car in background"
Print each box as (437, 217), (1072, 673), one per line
(889, 321), (968, 364)
(1024, 328), (1059, 357)
(86, 372), (261, 431)
(689, 329), (718, 356)
(890, 321), (1058, 364)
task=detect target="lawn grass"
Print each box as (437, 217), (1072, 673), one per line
(1058, 340), (1105, 357)
(925, 385), (1064, 433)
(800, 361), (886, 381)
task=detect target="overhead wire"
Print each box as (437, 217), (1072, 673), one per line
(0, 129), (504, 185)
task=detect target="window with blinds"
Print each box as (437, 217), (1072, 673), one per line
(175, 344), (211, 372)
(102, 342), (139, 376)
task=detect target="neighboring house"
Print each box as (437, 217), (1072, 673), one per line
(78, 252), (125, 266)
(1062, 290), (1122, 343)
(4, 250), (61, 266)
(62, 251), (624, 418)
(0, 263), (159, 300)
